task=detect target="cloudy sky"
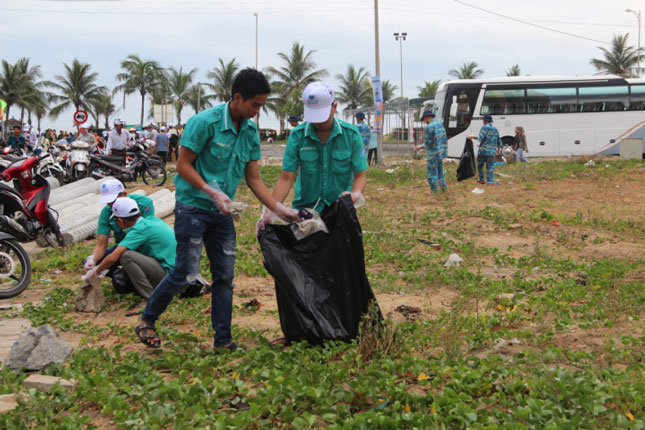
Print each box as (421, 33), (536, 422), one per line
(0, 0), (642, 130)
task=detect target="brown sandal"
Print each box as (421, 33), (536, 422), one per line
(134, 323), (161, 348)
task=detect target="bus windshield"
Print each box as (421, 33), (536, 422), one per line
(434, 89), (447, 125)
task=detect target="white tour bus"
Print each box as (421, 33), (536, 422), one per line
(427, 75), (645, 158)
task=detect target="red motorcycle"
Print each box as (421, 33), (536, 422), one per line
(0, 153), (70, 249)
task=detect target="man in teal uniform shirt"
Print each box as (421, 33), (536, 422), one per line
(84, 179), (154, 271)
(5, 126), (26, 152)
(257, 81), (367, 220)
(84, 197), (175, 303)
(415, 110), (448, 193)
(135, 68), (299, 350)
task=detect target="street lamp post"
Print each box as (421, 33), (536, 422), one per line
(626, 8), (642, 76)
(374, 0), (383, 165)
(394, 32), (407, 142)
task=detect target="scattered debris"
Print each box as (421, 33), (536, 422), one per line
(23, 374), (77, 392)
(552, 220), (561, 226)
(496, 172), (513, 178)
(444, 253), (463, 267)
(493, 337), (521, 350)
(472, 188), (485, 194)
(385, 167), (400, 174)
(508, 223), (522, 229)
(0, 303), (23, 311)
(584, 160), (595, 166)
(75, 278), (105, 313)
(242, 299), (261, 312)
(5, 324), (72, 371)
(416, 239), (441, 250)
(395, 305), (422, 321)
(575, 273), (588, 286)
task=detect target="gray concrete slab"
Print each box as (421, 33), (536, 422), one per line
(0, 318), (32, 363)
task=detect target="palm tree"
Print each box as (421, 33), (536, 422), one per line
(87, 90), (114, 129)
(0, 57), (42, 134)
(186, 84), (214, 114)
(114, 54), (163, 125)
(590, 34), (641, 77)
(46, 59), (106, 121)
(166, 66), (197, 126)
(335, 65), (371, 115)
(381, 79), (398, 103)
(506, 65), (521, 76)
(206, 58), (240, 102)
(448, 61), (484, 79)
(267, 41), (328, 94)
(417, 80), (441, 98)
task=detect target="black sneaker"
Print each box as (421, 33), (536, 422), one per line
(215, 342), (242, 352)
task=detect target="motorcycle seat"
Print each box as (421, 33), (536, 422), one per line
(95, 155), (125, 164)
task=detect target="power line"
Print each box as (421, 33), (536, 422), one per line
(453, 0), (611, 45)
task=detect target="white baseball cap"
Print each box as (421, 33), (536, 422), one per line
(98, 179), (125, 204)
(302, 82), (335, 123)
(110, 197), (141, 219)
(160, 126), (166, 131)
(23, 124), (30, 131)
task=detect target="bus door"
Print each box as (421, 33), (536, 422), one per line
(446, 87), (479, 138)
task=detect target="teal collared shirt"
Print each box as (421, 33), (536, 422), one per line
(119, 217), (177, 273)
(175, 102), (262, 211)
(282, 118), (368, 212)
(96, 194), (155, 243)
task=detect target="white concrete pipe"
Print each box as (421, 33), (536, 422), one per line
(49, 177), (115, 206)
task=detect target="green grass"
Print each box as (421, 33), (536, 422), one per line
(1, 159), (644, 429)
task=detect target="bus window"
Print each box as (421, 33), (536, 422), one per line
(526, 87), (577, 114)
(481, 89), (525, 115)
(629, 84), (645, 110)
(578, 85), (628, 112)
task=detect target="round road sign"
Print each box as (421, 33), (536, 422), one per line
(73, 110), (88, 125)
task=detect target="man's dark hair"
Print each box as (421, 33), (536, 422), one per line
(119, 213), (140, 223)
(231, 68), (270, 101)
(13, 126), (21, 131)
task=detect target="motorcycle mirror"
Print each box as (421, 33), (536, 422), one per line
(2, 147), (11, 155)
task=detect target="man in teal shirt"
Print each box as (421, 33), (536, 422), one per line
(84, 179), (154, 271)
(5, 126), (26, 152)
(136, 68), (299, 350)
(257, 81), (367, 221)
(84, 197), (175, 303)
(354, 112), (371, 157)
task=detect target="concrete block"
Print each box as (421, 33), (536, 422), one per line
(23, 374), (77, 392)
(0, 394), (18, 413)
(619, 138), (643, 160)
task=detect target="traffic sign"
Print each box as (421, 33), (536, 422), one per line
(73, 110), (88, 125)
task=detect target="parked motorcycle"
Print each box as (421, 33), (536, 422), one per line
(66, 139), (91, 182)
(0, 231), (31, 298)
(0, 154), (71, 248)
(88, 143), (167, 186)
(1, 145), (65, 186)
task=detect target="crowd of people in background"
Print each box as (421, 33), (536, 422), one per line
(0, 122), (183, 163)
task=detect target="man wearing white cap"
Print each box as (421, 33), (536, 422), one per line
(84, 198), (176, 321)
(84, 179), (155, 272)
(257, 81), (367, 230)
(75, 124), (95, 146)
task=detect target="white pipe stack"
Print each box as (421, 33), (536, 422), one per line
(49, 177), (115, 206)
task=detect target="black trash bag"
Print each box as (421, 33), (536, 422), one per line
(111, 267), (135, 295)
(180, 276), (209, 298)
(258, 194), (379, 345)
(456, 138), (476, 181)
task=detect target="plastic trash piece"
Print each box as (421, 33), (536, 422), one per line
(585, 160), (595, 166)
(258, 194), (379, 344)
(472, 188), (485, 194)
(227, 201), (248, 215)
(444, 253), (463, 267)
(290, 209), (329, 240)
(385, 167), (400, 174)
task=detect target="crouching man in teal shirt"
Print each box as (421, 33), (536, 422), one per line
(83, 197), (176, 310)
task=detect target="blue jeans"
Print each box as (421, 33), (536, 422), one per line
(426, 157), (446, 193)
(142, 201), (236, 347)
(477, 155), (495, 184)
(516, 148), (529, 163)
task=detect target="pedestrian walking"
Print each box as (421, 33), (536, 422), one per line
(513, 126), (529, 163)
(354, 112), (371, 157)
(415, 111), (447, 193)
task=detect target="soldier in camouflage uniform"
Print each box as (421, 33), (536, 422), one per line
(471, 114), (501, 185)
(354, 112), (371, 157)
(415, 110), (447, 193)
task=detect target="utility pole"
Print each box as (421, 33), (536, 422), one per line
(374, 0), (384, 165)
(254, 12), (259, 69)
(394, 32), (407, 143)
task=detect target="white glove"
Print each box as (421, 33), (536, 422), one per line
(340, 191), (365, 208)
(200, 184), (232, 216)
(256, 206), (274, 235)
(273, 202), (300, 224)
(83, 256), (96, 271)
(82, 267), (99, 283)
